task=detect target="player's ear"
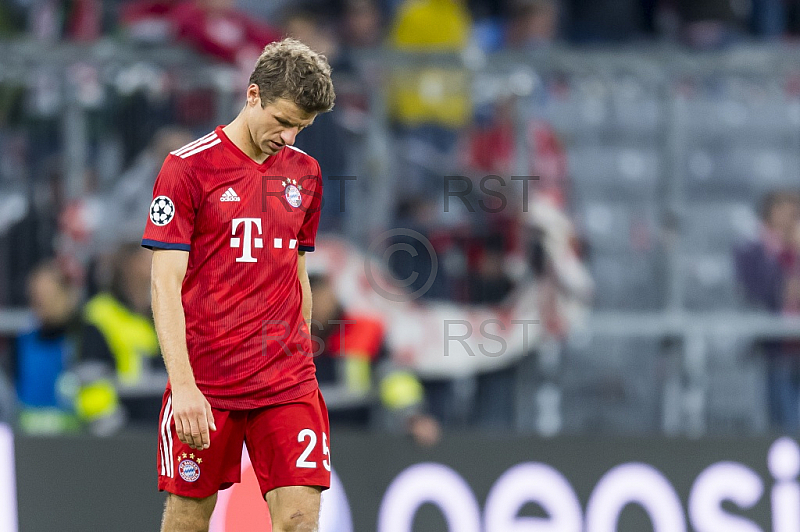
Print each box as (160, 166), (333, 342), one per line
(247, 84), (261, 107)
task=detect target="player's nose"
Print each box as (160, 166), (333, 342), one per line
(280, 127), (298, 146)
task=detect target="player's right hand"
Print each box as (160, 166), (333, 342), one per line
(171, 384), (217, 450)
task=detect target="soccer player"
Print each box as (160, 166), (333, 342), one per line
(141, 38), (335, 532)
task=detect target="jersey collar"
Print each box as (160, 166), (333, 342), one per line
(215, 125), (283, 172)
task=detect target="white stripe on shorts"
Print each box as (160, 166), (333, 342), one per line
(161, 395), (173, 477)
(165, 404), (174, 477)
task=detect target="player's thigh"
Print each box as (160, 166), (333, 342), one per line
(162, 492), (217, 530)
(245, 389), (331, 496)
(266, 486), (322, 532)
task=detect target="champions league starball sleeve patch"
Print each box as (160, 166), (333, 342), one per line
(150, 195), (176, 226)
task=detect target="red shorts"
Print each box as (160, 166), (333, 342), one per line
(157, 388), (331, 499)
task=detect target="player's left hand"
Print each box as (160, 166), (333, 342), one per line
(171, 383), (217, 450)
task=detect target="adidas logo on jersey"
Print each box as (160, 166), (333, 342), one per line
(220, 188), (240, 202)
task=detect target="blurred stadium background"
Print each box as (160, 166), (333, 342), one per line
(3, 0), (800, 530)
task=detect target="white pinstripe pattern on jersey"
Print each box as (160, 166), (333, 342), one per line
(170, 132), (216, 156)
(179, 138), (221, 159)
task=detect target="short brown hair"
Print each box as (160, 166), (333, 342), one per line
(249, 38), (335, 114)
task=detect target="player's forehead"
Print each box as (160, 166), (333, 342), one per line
(267, 98), (316, 126)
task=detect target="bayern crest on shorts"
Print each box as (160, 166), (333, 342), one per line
(178, 457), (201, 482)
(282, 178), (303, 208)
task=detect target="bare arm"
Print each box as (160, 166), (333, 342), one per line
(151, 249), (215, 450)
(298, 251), (312, 324)
(152, 250), (193, 386)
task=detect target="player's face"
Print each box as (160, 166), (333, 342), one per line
(27, 271), (74, 326)
(247, 91), (316, 157)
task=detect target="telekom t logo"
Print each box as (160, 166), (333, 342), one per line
(230, 218), (262, 262)
(230, 217), (299, 262)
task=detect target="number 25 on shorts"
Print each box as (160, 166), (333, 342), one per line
(296, 428), (331, 471)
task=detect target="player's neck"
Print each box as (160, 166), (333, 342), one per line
(222, 114), (268, 164)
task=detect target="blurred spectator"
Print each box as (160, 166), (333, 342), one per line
(564, 0), (652, 42)
(394, 191), (590, 430)
(281, 8), (340, 64)
(736, 192), (799, 312)
(79, 243), (162, 428)
(416, 156), (590, 425)
(750, 0), (785, 38)
(788, 221), (800, 312)
(467, 234), (515, 304)
(387, 0), (473, 202)
(735, 190), (800, 432)
(66, 0), (103, 41)
(281, 9), (351, 232)
(786, 0), (800, 37)
(666, 0), (743, 48)
(120, 0), (179, 43)
(463, 97), (569, 207)
(389, 0), (471, 48)
(13, 245), (161, 435)
(422, 366), (520, 430)
(505, 0), (559, 49)
(171, 0), (281, 64)
(83, 243), (160, 382)
(341, 0), (384, 49)
(524, 195), (592, 338)
(387, 0), (472, 127)
(309, 272), (440, 446)
(0, 1), (25, 37)
(95, 126), (193, 247)
(467, 0), (511, 19)
(24, 0), (105, 41)
(12, 261), (82, 433)
(434, 96), (574, 306)
(123, 0), (282, 64)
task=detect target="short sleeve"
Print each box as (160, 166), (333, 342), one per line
(297, 163), (323, 252)
(141, 155), (197, 252)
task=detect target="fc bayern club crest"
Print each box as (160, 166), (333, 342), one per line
(178, 456), (201, 482)
(282, 178), (303, 208)
(150, 195), (175, 226)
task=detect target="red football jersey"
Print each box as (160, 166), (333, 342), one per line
(142, 126), (323, 410)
